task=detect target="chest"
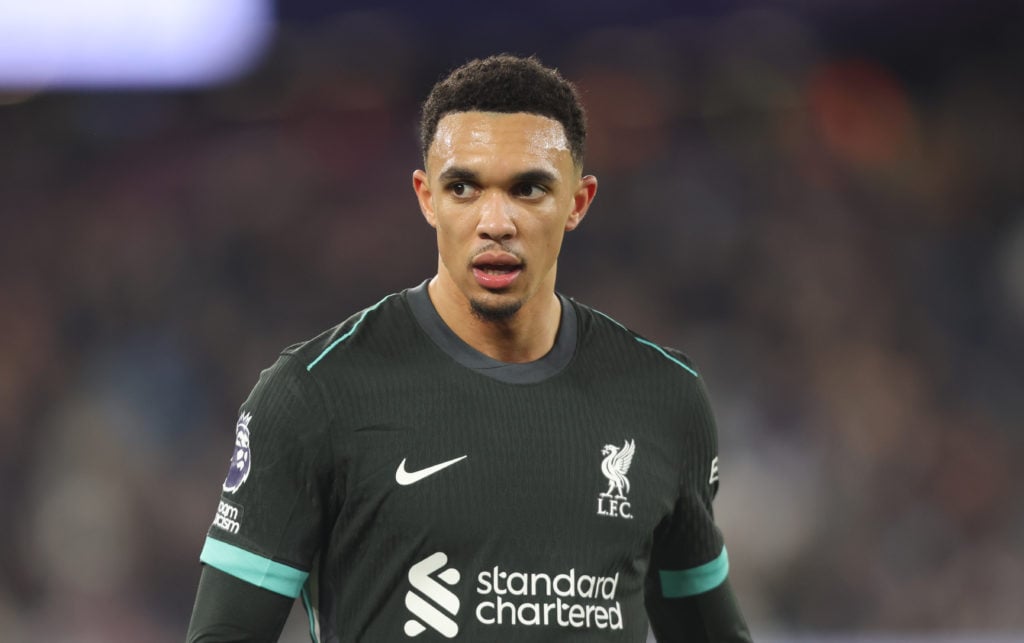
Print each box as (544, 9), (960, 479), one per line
(331, 376), (687, 557)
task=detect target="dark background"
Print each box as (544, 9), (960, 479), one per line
(0, 1), (1021, 640)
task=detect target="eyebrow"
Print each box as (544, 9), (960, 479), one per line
(437, 166), (559, 186)
(512, 169), (558, 185)
(438, 167), (478, 183)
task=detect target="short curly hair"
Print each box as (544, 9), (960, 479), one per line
(419, 54), (586, 168)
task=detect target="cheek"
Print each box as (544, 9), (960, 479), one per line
(533, 219), (568, 262)
(435, 213), (466, 239)
(433, 215), (469, 258)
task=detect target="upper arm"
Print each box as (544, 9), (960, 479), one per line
(649, 371), (726, 589)
(646, 368), (751, 640)
(197, 354), (334, 599)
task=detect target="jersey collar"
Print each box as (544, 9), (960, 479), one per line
(405, 279), (577, 384)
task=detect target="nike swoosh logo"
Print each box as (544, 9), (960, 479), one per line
(395, 455), (468, 486)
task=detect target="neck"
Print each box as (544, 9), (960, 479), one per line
(427, 275), (562, 363)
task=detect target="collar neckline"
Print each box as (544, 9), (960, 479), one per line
(405, 280), (577, 384)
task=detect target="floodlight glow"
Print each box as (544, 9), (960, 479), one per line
(0, 0), (273, 88)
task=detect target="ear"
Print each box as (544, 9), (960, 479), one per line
(564, 174), (598, 232)
(412, 169), (437, 228)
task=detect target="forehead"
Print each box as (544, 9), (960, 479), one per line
(428, 111), (572, 176)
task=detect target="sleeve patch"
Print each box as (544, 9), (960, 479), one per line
(212, 499), (243, 535)
(200, 537), (309, 598)
(659, 546), (729, 598)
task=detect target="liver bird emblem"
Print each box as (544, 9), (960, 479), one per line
(600, 439), (635, 499)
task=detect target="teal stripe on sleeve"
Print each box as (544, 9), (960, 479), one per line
(200, 537), (309, 598)
(632, 337), (699, 377)
(307, 294), (393, 371)
(302, 587), (320, 643)
(659, 546), (729, 598)
(590, 308), (699, 377)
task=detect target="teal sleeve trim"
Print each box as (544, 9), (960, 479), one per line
(660, 546), (729, 598)
(200, 537), (309, 598)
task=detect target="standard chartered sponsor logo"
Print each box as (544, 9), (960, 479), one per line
(476, 566), (623, 630)
(405, 552), (461, 638)
(404, 554), (624, 635)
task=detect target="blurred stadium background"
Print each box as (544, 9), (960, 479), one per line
(0, 1), (1021, 641)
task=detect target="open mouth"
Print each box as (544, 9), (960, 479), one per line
(472, 252), (523, 289)
(474, 264), (519, 275)
(472, 265), (522, 289)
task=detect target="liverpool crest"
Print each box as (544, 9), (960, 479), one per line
(597, 439), (635, 519)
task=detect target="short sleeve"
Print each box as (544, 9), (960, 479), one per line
(198, 354), (333, 598)
(648, 371), (729, 599)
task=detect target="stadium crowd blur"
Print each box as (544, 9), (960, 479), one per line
(0, 4), (1021, 642)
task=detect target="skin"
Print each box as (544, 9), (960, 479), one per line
(413, 111), (598, 363)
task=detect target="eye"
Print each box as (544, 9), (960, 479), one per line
(448, 182), (479, 200)
(511, 183), (547, 199)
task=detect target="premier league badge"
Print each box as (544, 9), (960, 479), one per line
(223, 412), (253, 493)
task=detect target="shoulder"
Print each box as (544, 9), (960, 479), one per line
(239, 290), (413, 430)
(569, 298), (702, 380)
(283, 290), (411, 373)
(569, 299), (720, 475)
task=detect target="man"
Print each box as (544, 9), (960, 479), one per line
(187, 54), (752, 642)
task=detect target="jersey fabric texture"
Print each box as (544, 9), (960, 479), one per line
(199, 281), (731, 642)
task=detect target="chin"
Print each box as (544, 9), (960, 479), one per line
(469, 296), (522, 322)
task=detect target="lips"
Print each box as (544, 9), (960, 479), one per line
(472, 251), (522, 290)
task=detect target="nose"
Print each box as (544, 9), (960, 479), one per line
(475, 191), (516, 241)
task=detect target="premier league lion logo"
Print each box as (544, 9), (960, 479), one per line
(222, 412), (253, 493)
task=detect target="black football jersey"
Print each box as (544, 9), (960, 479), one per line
(199, 281), (730, 642)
